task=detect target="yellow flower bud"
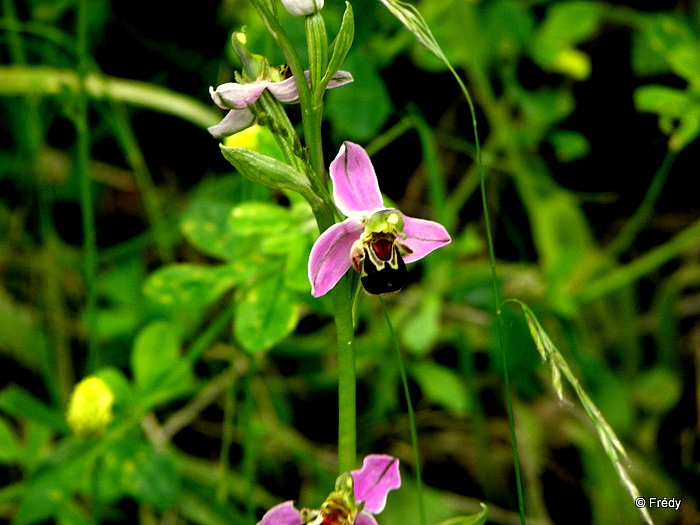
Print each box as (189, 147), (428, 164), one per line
(66, 376), (115, 438)
(552, 47), (591, 81)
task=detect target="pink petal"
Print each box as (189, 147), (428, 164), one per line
(351, 455), (401, 514)
(266, 75), (303, 104)
(267, 70), (354, 104)
(211, 82), (268, 109)
(308, 219), (363, 297)
(207, 108), (256, 138)
(330, 142), (384, 217)
(327, 70), (354, 88)
(355, 513), (379, 525)
(401, 216), (451, 263)
(258, 501), (303, 525)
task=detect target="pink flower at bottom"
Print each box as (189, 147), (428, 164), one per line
(258, 455), (401, 525)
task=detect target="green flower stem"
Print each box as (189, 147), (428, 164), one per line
(249, 0), (326, 185)
(75, 0), (100, 371)
(331, 275), (357, 474)
(254, 90), (307, 172)
(0, 65), (220, 129)
(305, 13), (329, 95)
(100, 103), (175, 263)
(250, 0), (356, 475)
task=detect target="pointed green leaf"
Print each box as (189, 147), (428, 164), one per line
(0, 385), (67, 431)
(435, 504), (489, 525)
(0, 416), (21, 462)
(321, 2), (354, 92)
(220, 146), (319, 204)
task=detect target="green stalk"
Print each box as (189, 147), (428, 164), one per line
(0, 66), (219, 129)
(75, 0), (99, 371)
(248, 0), (325, 180)
(249, 0), (356, 473)
(331, 276), (357, 474)
(241, 356), (259, 523)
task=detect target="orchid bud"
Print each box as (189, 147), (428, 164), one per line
(280, 0), (324, 17)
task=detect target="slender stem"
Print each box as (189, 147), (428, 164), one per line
(606, 149), (676, 258)
(75, 0), (99, 371)
(241, 356), (259, 523)
(576, 217), (700, 304)
(472, 90), (528, 525)
(102, 103), (174, 263)
(250, 0), (356, 475)
(379, 298), (426, 525)
(0, 66), (220, 129)
(331, 276), (357, 474)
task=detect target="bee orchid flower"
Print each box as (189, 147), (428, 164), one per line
(308, 142), (451, 296)
(257, 455), (401, 525)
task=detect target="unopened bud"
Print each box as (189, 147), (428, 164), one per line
(280, 0), (324, 17)
(66, 376), (115, 438)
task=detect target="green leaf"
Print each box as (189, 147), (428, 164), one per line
(131, 321), (182, 394)
(401, 293), (441, 354)
(529, 189), (594, 287)
(182, 199), (243, 262)
(322, 1), (354, 91)
(122, 443), (179, 511)
(325, 50), (393, 142)
(634, 85), (700, 151)
(235, 270), (300, 353)
(229, 201), (293, 236)
(631, 13), (697, 78)
(409, 361), (470, 414)
(143, 263), (247, 310)
(668, 43), (700, 85)
(220, 146), (319, 204)
(98, 438), (179, 511)
(13, 452), (92, 525)
(548, 129), (590, 163)
(435, 504), (489, 525)
(632, 366), (682, 415)
(93, 367), (133, 409)
(0, 416), (21, 463)
(0, 289), (50, 375)
(284, 238), (313, 292)
(0, 385), (67, 431)
(531, 2), (603, 67)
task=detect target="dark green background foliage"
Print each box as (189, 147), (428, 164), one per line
(1, 0), (699, 524)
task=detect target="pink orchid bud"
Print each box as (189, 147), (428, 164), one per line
(280, 0), (324, 17)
